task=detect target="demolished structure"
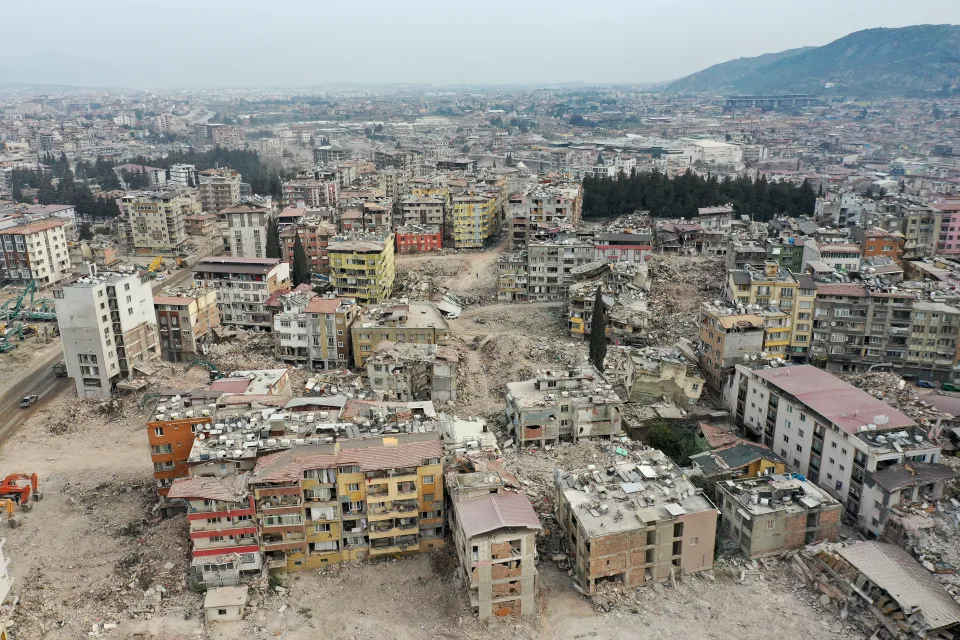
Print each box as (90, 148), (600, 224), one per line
(623, 339), (704, 406)
(365, 340), (459, 403)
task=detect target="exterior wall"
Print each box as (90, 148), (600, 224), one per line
(148, 417), (212, 494)
(0, 220), (71, 285)
(328, 240), (395, 306)
(396, 231), (442, 254)
(452, 195), (498, 249)
(199, 174), (241, 213)
(193, 261), (290, 331)
(351, 326), (449, 368)
(717, 489), (840, 558)
(280, 223), (335, 275)
(222, 207), (270, 259)
(155, 292), (220, 363)
(121, 193), (191, 254)
(455, 529), (537, 619)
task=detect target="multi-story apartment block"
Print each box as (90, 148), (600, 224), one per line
(726, 262), (816, 361)
(250, 432), (444, 572)
(507, 188), (582, 248)
(505, 365), (622, 447)
(400, 196), (445, 228)
(447, 473), (541, 619)
(313, 146), (351, 165)
(554, 452), (718, 594)
(168, 163), (198, 188)
(0, 219), (70, 286)
(192, 257), (290, 331)
(184, 213), (220, 237)
(452, 193), (498, 249)
(715, 474), (841, 559)
(281, 179), (339, 209)
(725, 363), (942, 524)
(350, 301), (450, 367)
(593, 231), (653, 264)
(373, 149), (423, 178)
(220, 202), (273, 259)
(764, 238), (804, 272)
(624, 343), (704, 406)
(801, 242), (862, 274)
(168, 475), (261, 587)
(279, 220), (337, 275)
(199, 169), (242, 213)
(54, 270), (160, 398)
(304, 296), (358, 370)
(852, 227), (904, 264)
(809, 283), (960, 382)
(210, 125), (244, 149)
(365, 341), (458, 403)
(148, 397), (214, 496)
(698, 302), (766, 391)
(119, 191), (195, 255)
(861, 462), (957, 539)
(153, 289), (220, 363)
(725, 241), (768, 272)
(273, 290), (317, 366)
(395, 225), (442, 254)
(897, 203), (942, 260)
(328, 235), (395, 306)
(496, 251), (529, 302)
(525, 239), (595, 301)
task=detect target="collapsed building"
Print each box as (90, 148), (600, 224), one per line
(623, 339), (704, 406)
(505, 365), (622, 447)
(365, 340), (459, 403)
(554, 451), (718, 594)
(567, 261), (650, 344)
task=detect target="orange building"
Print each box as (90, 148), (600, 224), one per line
(147, 407), (213, 497)
(395, 224), (442, 254)
(857, 227), (904, 264)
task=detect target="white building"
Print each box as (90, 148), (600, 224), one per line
(685, 140), (743, 167)
(0, 538), (14, 634)
(192, 257), (290, 331)
(725, 364), (941, 523)
(0, 219), (71, 286)
(220, 202), (273, 259)
(168, 164), (198, 188)
(54, 269), (160, 398)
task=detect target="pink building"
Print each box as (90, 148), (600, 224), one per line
(934, 198), (960, 256)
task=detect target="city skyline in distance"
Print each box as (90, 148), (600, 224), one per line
(3, 0), (960, 89)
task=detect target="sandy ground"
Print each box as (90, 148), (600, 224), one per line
(0, 336), (62, 396)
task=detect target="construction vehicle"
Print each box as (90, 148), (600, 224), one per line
(185, 357), (225, 381)
(0, 339), (16, 354)
(0, 499), (21, 528)
(0, 473), (41, 508)
(175, 257), (186, 268)
(148, 256), (165, 272)
(52, 360), (68, 377)
(0, 280), (36, 321)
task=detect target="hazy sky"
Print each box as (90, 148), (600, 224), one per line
(4, 0), (960, 88)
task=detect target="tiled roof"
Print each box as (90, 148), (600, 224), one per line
(454, 492), (541, 539)
(168, 474), (249, 502)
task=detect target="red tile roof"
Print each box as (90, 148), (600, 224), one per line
(454, 492), (542, 539)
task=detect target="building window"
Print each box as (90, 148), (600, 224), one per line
(689, 537), (698, 546)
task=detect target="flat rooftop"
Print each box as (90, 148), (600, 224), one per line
(718, 474), (839, 517)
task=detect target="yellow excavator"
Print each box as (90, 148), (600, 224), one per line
(148, 256), (164, 272)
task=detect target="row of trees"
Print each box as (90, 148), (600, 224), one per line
(135, 148), (286, 199)
(10, 166), (121, 218)
(582, 169), (817, 222)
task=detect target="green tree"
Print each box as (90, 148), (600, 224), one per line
(291, 235), (311, 287)
(588, 287), (607, 372)
(78, 222), (94, 241)
(11, 178), (22, 202)
(265, 218), (282, 259)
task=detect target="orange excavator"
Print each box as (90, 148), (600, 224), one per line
(0, 473), (41, 509)
(0, 499), (20, 527)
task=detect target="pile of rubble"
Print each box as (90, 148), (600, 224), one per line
(646, 254), (725, 344)
(840, 371), (953, 424)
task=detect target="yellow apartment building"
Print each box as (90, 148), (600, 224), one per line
(349, 301), (451, 367)
(327, 235), (395, 305)
(452, 193), (498, 249)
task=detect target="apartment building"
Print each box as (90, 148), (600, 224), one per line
(168, 163), (198, 188)
(725, 241), (768, 272)
(115, 164), (167, 188)
(852, 227), (904, 264)
(593, 231), (653, 264)
(54, 270), (160, 398)
(373, 149), (423, 178)
(395, 225), (442, 254)
(250, 432), (444, 572)
(184, 213), (219, 237)
(199, 169), (242, 213)
(896, 203), (941, 260)
(210, 125), (244, 149)
(496, 251), (529, 302)
(193, 257), (290, 331)
(313, 146), (351, 165)
(507, 187), (582, 248)
(350, 302), (450, 367)
(167, 475), (261, 588)
(279, 220), (337, 275)
(726, 262), (816, 360)
(801, 242), (862, 274)
(698, 303), (766, 392)
(0, 218), (71, 285)
(447, 473), (541, 619)
(148, 406), (214, 496)
(153, 289), (220, 363)
(365, 341), (458, 403)
(554, 452), (718, 595)
(715, 474), (841, 559)
(119, 191), (195, 255)
(526, 239), (595, 301)
(726, 364), (942, 523)
(505, 365), (622, 447)
(328, 235), (395, 306)
(810, 283), (960, 382)
(220, 202), (272, 259)
(281, 179), (339, 209)
(452, 193), (498, 249)
(764, 238), (804, 273)
(400, 196), (445, 228)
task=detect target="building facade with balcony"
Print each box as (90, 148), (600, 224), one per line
(153, 289), (220, 363)
(0, 219), (71, 286)
(328, 235), (395, 306)
(193, 257), (290, 331)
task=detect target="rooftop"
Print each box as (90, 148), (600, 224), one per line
(454, 492), (542, 540)
(555, 451), (717, 538)
(717, 474), (839, 516)
(167, 473), (249, 502)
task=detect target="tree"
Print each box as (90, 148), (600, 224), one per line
(265, 218), (282, 259)
(11, 178), (22, 203)
(569, 114), (586, 126)
(78, 222), (94, 241)
(291, 235), (311, 287)
(505, 153), (515, 167)
(588, 287), (607, 372)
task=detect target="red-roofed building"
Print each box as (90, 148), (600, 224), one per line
(727, 363), (941, 523)
(0, 218), (70, 285)
(395, 224), (442, 254)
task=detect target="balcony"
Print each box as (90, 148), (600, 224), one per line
(263, 532), (306, 551)
(265, 553), (287, 569)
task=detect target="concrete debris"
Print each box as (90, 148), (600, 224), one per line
(840, 371), (953, 425)
(645, 254), (726, 345)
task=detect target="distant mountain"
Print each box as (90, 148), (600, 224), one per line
(666, 24), (960, 96)
(665, 47), (815, 93)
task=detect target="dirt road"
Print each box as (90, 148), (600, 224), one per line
(0, 345), (71, 448)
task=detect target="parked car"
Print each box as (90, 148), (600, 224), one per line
(916, 380), (936, 389)
(19, 395), (38, 408)
(942, 383), (960, 392)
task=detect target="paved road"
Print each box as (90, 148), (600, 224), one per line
(0, 348), (71, 448)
